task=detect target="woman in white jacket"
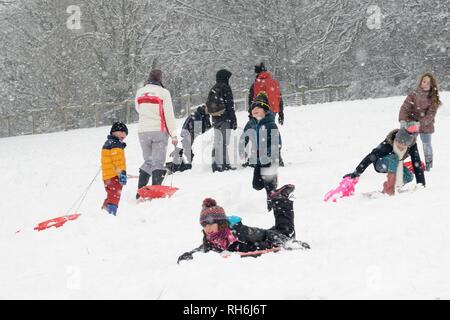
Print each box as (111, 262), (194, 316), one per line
(135, 69), (178, 198)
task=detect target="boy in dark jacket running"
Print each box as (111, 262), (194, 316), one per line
(240, 92), (282, 211)
(177, 184), (310, 264)
(166, 104), (211, 173)
(344, 125), (426, 195)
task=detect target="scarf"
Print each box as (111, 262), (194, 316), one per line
(206, 227), (238, 251)
(393, 143), (408, 188)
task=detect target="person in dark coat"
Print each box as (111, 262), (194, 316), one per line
(344, 125), (426, 196)
(206, 69), (238, 173)
(165, 104), (211, 173)
(240, 92), (282, 211)
(177, 184), (310, 264)
(248, 62), (285, 166)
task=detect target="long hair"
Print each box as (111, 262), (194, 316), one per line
(419, 73), (442, 108)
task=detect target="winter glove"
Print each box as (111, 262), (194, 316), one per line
(177, 252), (193, 264)
(119, 171), (127, 185)
(278, 112), (284, 126)
(229, 118), (237, 130)
(343, 172), (360, 179)
(400, 120), (420, 133)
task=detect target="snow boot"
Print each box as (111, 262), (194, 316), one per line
(136, 169), (151, 199)
(382, 173), (396, 196)
(212, 163), (223, 173)
(264, 177), (278, 212)
(425, 156), (433, 172)
(106, 204), (118, 216)
(223, 164), (237, 171)
(266, 184), (296, 238)
(270, 184), (295, 200)
(272, 196), (296, 239)
(152, 169), (167, 186)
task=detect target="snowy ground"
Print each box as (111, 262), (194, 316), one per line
(1, 92), (450, 300)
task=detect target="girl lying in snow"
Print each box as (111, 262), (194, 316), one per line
(177, 184), (310, 264)
(344, 124), (426, 196)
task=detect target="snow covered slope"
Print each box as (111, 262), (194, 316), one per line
(1, 93), (449, 299)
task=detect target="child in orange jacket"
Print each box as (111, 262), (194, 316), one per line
(101, 122), (128, 216)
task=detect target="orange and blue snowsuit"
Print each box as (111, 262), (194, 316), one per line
(101, 135), (126, 207)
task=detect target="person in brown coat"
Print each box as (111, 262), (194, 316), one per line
(399, 73), (443, 171)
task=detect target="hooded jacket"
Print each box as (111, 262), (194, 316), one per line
(101, 135), (127, 181)
(399, 88), (438, 134)
(208, 69), (237, 127)
(240, 112), (282, 167)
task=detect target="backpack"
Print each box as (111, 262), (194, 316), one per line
(253, 72), (281, 113)
(206, 84), (226, 116)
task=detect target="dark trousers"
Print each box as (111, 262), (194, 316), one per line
(252, 165), (278, 197)
(271, 197), (295, 239)
(212, 121), (231, 167)
(102, 177), (123, 208)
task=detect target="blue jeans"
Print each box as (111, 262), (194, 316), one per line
(420, 133), (433, 163)
(374, 154), (414, 184)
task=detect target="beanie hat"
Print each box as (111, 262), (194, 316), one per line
(110, 122), (128, 135)
(199, 198), (227, 226)
(149, 69), (163, 82)
(216, 69), (232, 84)
(395, 128), (416, 146)
(250, 91), (271, 112)
(255, 62), (267, 74)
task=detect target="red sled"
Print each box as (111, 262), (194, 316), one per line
(137, 185), (179, 200)
(34, 214), (81, 232)
(404, 161), (426, 174)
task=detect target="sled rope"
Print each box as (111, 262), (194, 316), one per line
(65, 168), (101, 215)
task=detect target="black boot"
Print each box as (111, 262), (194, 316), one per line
(223, 164), (236, 171)
(270, 184), (295, 200)
(152, 169), (167, 185)
(212, 163), (223, 173)
(264, 176), (278, 212)
(136, 169), (151, 199)
(272, 197), (296, 239)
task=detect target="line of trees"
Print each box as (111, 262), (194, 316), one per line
(0, 0), (448, 117)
